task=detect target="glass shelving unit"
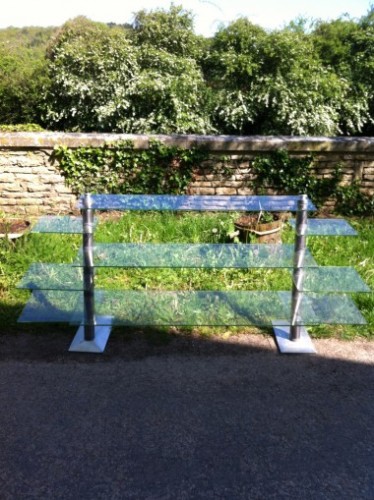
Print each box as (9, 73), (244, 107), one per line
(17, 194), (370, 354)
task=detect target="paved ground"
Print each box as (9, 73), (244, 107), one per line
(0, 330), (373, 499)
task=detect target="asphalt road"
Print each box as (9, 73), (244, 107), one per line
(0, 331), (373, 499)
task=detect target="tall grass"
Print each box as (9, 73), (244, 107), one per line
(0, 212), (373, 339)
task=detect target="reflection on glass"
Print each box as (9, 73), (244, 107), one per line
(70, 290), (288, 326)
(17, 264), (84, 291)
(78, 194), (316, 212)
(288, 218), (357, 236)
(278, 291), (366, 325)
(18, 290), (82, 323)
(74, 243), (318, 268)
(18, 289), (366, 327)
(68, 290), (366, 327)
(292, 267), (371, 293)
(31, 216), (97, 234)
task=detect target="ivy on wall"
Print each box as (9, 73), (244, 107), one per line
(53, 139), (209, 195)
(251, 149), (342, 207)
(335, 182), (374, 216)
(53, 141), (374, 215)
(252, 149), (373, 215)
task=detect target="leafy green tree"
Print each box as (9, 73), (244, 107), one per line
(311, 14), (373, 134)
(348, 8), (374, 133)
(44, 17), (139, 131)
(132, 4), (204, 59)
(205, 19), (267, 133)
(127, 5), (213, 133)
(206, 17), (267, 84)
(44, 12), (212, 133)
(311, 17), (359, 73)
(127, 46), (213, 134)
(259, 30), (370, 135)
(208, 19), (371, 135)
(0, 27), (53, 124)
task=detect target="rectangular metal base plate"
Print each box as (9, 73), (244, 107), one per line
(272, 321), (317, 354)
(69, 316), (113, 353)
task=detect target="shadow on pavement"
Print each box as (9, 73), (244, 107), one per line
(0, 313), (373, 499)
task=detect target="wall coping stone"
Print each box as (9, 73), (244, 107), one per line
(1, 132), (374, 153)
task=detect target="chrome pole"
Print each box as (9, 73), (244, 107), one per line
(290, 194), (308, 341)
(82, 193), (95, 341)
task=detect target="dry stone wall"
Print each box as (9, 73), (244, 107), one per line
(189, 152), (374, 211)
(0, 148), (75, 215)
(0, 132), (373, 215)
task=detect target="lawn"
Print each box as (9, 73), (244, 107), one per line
(0, 211), (373, 340)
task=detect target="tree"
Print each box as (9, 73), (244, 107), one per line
(44, 17), (139, 131)
(132, 4), (204, 59)
(0, 27), (53, 124)
(205, 19), (267, 134)
(311, 17), (359, 74)
(206, 18), (267, 89)
(208, 19), (371, 135)
(127, 4), (213, 133)
(44, 12), (212, 134)
(311, 15), (373, 134)
(128, 47), (213, 134)
(258, 30), (369, 135)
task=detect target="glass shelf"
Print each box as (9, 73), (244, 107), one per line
(72, 291), (366, 327)
(74, 243), (318, 269)
(72, 290), (287, 326)
(18, 290), (366, 326)
(78, 194), (316, 212)
(31, 216), (97, 234)
(17, 264), (84, 291)
(291, 267), (371, 293)
(18, 290), (82, 323)
(278, 292), (367, 326)
(288, 218), (357, 236)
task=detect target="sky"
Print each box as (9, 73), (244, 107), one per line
(0, 0), (372, 36)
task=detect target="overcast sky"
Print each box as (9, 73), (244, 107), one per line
(1, 0), (372, 35)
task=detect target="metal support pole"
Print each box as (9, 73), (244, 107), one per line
(69, 193), (112, 353)
(272, 194), (316, 354)
(82, 193), (95, 341)
(290, 194), (308, 341)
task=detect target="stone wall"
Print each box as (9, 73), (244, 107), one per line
(0, 148), (75, 215)
(0, 132), (373, 215)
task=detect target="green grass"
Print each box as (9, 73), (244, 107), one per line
(0, 212), (373, 340)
